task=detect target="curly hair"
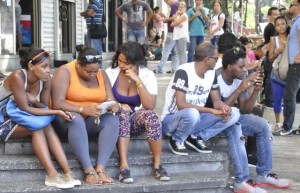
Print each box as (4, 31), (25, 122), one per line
(222, 45), (246, 69)
(111, 41), (147, 69)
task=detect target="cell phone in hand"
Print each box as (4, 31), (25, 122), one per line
(99, 101), (115, 115)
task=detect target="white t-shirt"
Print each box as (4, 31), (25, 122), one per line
(216, 70), (248, 101)
(211, 13), (225, 36)
(214, 57), (222, 70)
(161, 63), (219, 120)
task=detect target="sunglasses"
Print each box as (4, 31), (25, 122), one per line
(290, 3), (299, 7)
(85, 55), (102, 63)
(208, 56), (218, 62)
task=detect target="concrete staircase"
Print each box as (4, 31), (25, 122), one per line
(0, 135), (230, 193)
(0, 58), (232, 193)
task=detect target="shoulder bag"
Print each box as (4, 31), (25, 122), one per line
(90, 13), (107, 39)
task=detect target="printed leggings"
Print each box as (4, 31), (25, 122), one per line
(118, 109), (162, 141)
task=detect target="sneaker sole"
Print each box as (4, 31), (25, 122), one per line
(248, 163), (257, 168)
(256, 182), (290, 188)
(45, 182), (74, 189)
(159, 176), (171, 181)
(280, 129), (293, 136)
(168, 143), (188, 156)
(184, 140), (212, 153)
(120, 178), (134, 184)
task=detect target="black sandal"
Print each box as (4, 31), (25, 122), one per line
(84, 170), (102, 185)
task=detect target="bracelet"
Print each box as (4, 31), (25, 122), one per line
(79, 106), (84, 114)
(136, 80), (143, 87)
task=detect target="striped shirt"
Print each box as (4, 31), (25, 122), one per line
(86, 0), (104, 27)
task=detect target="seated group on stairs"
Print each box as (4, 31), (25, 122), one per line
(0, 38), (291, 193)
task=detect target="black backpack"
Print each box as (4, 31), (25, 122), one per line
(218, 13), (229, 32)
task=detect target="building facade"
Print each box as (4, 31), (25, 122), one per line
(0, 0), (194, 72)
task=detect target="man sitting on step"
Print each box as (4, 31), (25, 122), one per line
(215, 45), (290, 192)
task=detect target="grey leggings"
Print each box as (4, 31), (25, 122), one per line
(52, 113), (119, 169)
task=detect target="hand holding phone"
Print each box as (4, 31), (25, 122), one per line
(99, 101), (116, 115)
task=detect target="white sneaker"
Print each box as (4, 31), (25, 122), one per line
(63, 172), (82, 186)
(45, 174), (74, 189)
(233, 179), (267, 193)
(256, 173), (290, 188)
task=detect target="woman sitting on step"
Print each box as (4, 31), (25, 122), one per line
(0, 48), (81, 189)
(51, 46), (120, 185)
(106, 41), (170, 183)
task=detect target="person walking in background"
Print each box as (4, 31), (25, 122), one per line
(115, 0), (153, 44)
(171, 1), (189, 65)
(187, 0), (209, 63)
(262, 7), (279, 108)
(51, 46), (120, 185)
(209, 1), (225, 47)
(153, 0), (179, 74)
(268, 16), (289, 134)
(80, 0), (104, 55)
(280, 0), (300, 135)
(0, 48), (80, 189)
(106, 41), (170, 184)
(15, 0), (22, 50)
(153, 6), (166, 37)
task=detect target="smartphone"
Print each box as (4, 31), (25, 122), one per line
(99, 101), (115, 115)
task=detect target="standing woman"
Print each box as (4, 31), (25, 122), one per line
(51, 46), (120, 185)
(209, 1), (225, 47)
(0, 48), (80, 189)
(171, 1), (189, 65)
(106, 41), (170, 184)
(268, 16), (289, 133)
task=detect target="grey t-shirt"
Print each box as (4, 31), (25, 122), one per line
(119, 1), (151, 30)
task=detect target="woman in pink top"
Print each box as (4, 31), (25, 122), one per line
(153, 6), (166, 36)
(239, 36), (262, 72)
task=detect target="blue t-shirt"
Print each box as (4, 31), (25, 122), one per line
(288, 14), (300, 64)
(86, 0), (104, 27)
(186, 7), (208, 36)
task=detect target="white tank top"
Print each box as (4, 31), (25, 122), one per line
(173, 13), (190, 42)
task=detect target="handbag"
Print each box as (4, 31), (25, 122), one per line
(89, 13), (107, 39)
(273, 36), (289, 80)
(0, 94), (18, 141)
(6, 99), (55, 131)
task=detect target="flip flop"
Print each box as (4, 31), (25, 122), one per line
(292, 129), (300, 135)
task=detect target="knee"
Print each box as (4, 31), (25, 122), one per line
(104, 114), (120, 132)
(229, 107), (240, 123)
(182, 108), (200, 124)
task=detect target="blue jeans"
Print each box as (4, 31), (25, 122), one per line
(188, 36), (204, 62)
(162, 107), (260, 183)
(210, 35), (220, 48)
(156, 33), (179, 73)
(127, 29), (145, 44)
(87, 29), (103, 55)
(238, 114), (273, 177)
(283, 63), (300, 131)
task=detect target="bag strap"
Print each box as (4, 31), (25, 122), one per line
(193, 8), (205, 26)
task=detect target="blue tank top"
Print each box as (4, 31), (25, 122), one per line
(112, 78), (141, 112)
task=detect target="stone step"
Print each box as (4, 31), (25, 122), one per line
(0, 151), (229, 183)
(0, 171), (229, 193)
(1, 135), (228, 155)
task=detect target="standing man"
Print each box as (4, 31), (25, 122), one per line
(80, 0), (104, 55)
(115, 0), (153, 44)
(153, 0), (179, 74)
(280, 0), (300, 135)
(186, 0), (209, 63)
(15, 0), (22, 50)
(262, 7), (279, 108)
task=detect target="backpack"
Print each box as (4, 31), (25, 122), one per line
(218, 13), (229, 32)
